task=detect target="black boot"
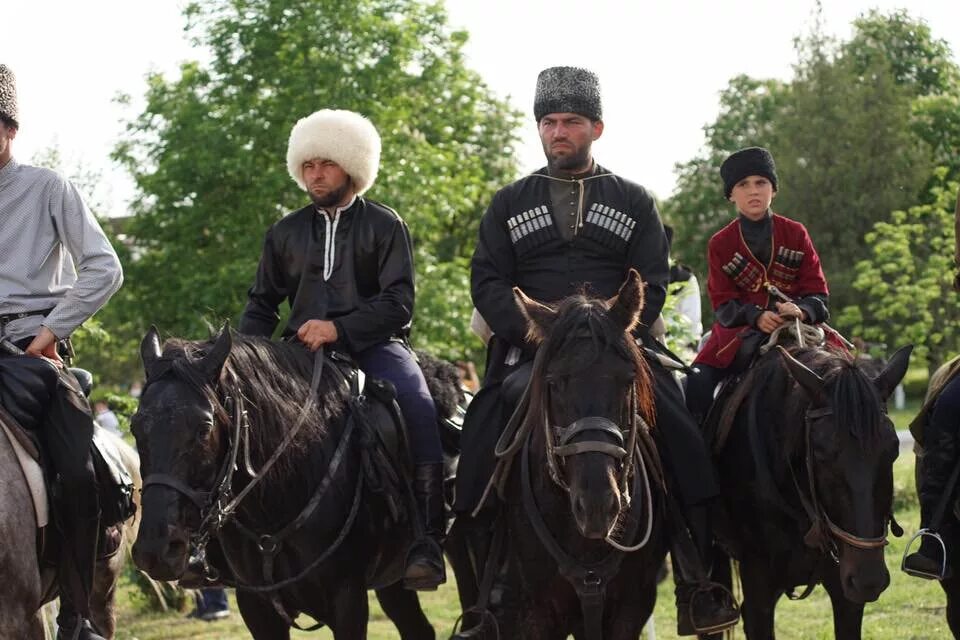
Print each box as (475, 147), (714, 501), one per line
(903, 491), (950, 579)
(404, 462), (447, 590)
(671, 504), (739, 636)
(57, 515), (106, 640)
(56, 613), (107, 640)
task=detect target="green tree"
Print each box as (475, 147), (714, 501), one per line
(772, 36), (932, 307)
(111, 0), (520, 373)
(838, 170), (958, 373)
(662, 75), (788, 282)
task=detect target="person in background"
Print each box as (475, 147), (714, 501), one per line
(92, 401), (121, 436)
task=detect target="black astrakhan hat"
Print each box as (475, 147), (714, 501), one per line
(533, 66), (602, 122)
(720, 147), (779, 198)
(0, 64), (18, 125)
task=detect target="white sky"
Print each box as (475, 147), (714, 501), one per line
(4, 0), (959, 216)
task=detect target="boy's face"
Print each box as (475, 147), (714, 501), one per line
(729, 175), (775, 221)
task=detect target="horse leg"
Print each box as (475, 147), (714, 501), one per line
(327, 577), (369, 640)
(88, 543), (124, 638)
(738, 559), (781, 640)
(943, 572), (960, 636)
(236, 590), (291, 640)
(376, 582), (434, 640)
(822, 576), (864, 640)
(607, 580), (658, 639)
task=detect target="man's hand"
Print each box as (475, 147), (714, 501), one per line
(756, 310), (785, 334)
(296, 320), (338, 351)
(775, 301), (807, 321)
(25, 326), (64, 368)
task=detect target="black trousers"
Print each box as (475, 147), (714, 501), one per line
(0, 344), (100, 619)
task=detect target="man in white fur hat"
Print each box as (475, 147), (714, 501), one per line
(0, 64), (123, 640)
(239, 109), (446, 590)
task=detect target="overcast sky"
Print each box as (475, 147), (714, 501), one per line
(4, 0), (959, 216)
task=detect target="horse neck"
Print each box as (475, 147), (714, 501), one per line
(225, 374), (350, 527)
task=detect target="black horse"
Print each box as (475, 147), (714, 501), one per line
(455, 271), (667, 639)
(131, 326), (457, 639)
(707, 342), (911, 639)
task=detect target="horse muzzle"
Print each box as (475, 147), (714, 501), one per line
(838, 545), (890, 603)
(132, 522), (191, 581)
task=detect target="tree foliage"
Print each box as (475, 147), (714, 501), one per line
(108, 0), (520, 378)
(664, 9), (959, 327)
(838, 171), (958, 372)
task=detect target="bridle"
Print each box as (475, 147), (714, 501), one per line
(518, 348), (659, 640)
(792, 405), (892, 562)
(139, 350), (363, 594)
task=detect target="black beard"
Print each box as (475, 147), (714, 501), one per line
(308, 182), (351, 209)
(546, 146), (592, 175)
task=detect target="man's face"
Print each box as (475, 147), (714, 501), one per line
(538, 112), (603, 174)
(729, 175), (776, 221)
(302, 158), (352, 208)
(0, 121), (16, 166)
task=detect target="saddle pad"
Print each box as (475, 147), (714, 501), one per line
(0, 417), (48, 528)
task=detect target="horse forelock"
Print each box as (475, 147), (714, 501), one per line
(529, 294), (655, 427)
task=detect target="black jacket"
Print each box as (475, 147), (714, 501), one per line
(239, 197), (415, 354)
(471, 165), (669, 379)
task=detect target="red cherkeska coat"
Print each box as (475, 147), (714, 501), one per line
(695, 213), (837, 368)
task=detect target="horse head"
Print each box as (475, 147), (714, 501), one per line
(515, 269), (655, 540)
(130, 324), (233, 581)
(777, 344), (911, 603)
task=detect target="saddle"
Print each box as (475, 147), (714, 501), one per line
(0, 358), (137, 534)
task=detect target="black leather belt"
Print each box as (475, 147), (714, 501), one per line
(0, 308), (53, 327)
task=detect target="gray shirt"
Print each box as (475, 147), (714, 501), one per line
(0, 158), (123, 342)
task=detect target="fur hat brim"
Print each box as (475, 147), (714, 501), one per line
(286, 110), (381, 196)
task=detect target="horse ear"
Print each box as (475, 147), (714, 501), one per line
(872, 345), (913, 402)
(514, 287), (556, 344)
(202, 322), (233, 381)
(140, 326), (162, 377)
(606, 269), (645, 332)
(777, 346), (827, 405)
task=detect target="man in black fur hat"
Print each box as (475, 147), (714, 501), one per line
(456, 66), (739, 636)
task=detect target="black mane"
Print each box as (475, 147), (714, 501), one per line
(747, 346), (885, 457)
(155, 334), (348, 479)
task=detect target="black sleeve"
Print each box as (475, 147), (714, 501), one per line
(333, 217), (415, 353)
(715, 300), (764, 328)
(470, 192), (531, 349)
(239, 228), (287, 337)
(625, 190), (669, 337)
(796, 293), (830, 324)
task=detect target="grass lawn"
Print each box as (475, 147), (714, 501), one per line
(113, 405), (948, 639)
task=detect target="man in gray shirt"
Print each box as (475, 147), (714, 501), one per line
(0, 64), (122, 640)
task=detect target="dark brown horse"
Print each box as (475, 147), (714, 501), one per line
(456, 271), (667, 639)
(132, 327), (454, 639)
(708, 343), (911, 639)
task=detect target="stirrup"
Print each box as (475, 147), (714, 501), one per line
(901, 529), (948, 580)
(687, 582), (740, 635)
(451, 607), (500, 640)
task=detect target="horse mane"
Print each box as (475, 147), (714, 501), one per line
(526, 294), (655, 427)
(156, 334), (347, 479)
(744, 346), (885, 457)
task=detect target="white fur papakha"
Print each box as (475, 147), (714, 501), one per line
(286, 109), (381, 196)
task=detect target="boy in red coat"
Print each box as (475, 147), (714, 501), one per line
(685, 147), (833, 422)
